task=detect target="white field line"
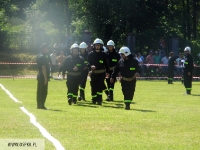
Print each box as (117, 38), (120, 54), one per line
(0, 84), (65, 150)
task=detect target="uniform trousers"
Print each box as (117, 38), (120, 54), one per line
(66, 75), (81, 100)
(90, 72), (105, 104)
(37, 79), (48, 108)
(121, 79), (136, 103)
(183, 72), (192, 93)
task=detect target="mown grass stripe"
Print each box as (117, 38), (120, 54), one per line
(0, 83), (65, 150)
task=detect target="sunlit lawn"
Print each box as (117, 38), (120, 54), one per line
(0, 78), (200, 150)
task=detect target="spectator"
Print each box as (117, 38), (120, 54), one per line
(145, 51), (154, 77)
(145, 51), (154, 64)
(57, 51), (66, 78)
(50, 50), (58, 78)
(36, 43), (50, 109)
(176, 52), (184, 77)
(194, 53), (200, 77)
(167, 52), (176, 84)
(53, 43), (60, 55)
(154, 51), (161, 64)
(161, 53), (169, 75)
(136, 53), (144, 76)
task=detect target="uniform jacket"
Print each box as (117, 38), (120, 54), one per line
(111, 54), (141, 78)
(106, 50), (120, 68)
(36, 52), (50, 80)
(61, 55), (84, 74)
(168, 56), (176, 70)
(80, 51), (89, 69)
(88, 50), (109, 73)
(184, 54), (194, 73)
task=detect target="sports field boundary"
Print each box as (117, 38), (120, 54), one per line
(0, 83), (65, 150)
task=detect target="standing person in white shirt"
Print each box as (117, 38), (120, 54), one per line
(50, 50), (58, 78)
(161, 54), (169, 75)
(136, 53), (144, 76)
(176, 53), (184, 77)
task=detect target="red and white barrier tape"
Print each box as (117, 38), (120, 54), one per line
(0, 76), (200, 79)
(0, 62), (36, 64)
(0, 76), (36, 78)
(0, 62), (200, 67)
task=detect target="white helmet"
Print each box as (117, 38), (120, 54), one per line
(70, 43), (79, 49)
(93, 38), (104, 45)
(119, 46), (131, 56)
(103, 46), (108, 53)
(184, 46), (191, 53)
(107, 40), (115, 46)
(79, 42), (88, 49)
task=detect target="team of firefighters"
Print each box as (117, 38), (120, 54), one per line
(36, 38), (194, 110)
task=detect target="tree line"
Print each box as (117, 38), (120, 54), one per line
(0, 0), (200, 57)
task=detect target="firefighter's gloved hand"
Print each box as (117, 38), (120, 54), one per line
(134, 72), (140, 78)
(91, 65), (96, 70)
(73, 66), (78, 71)
(106, 73), (110, 79)
(88, 71), (92, 76)
(110, 78), (115, 83)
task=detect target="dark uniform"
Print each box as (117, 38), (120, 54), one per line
(111, 54), (141, 110)
(183, 53), (194, 94)
(36, 52), (50, 109)
(105, 49), (120, 101)
(78, 50), (89, 100)
(88, 49), (109, 105)
(167, 53), (176, 84)
(61, 54), (84, 105)
(194, 57), (200, 77)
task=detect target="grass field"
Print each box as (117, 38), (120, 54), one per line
(0, 78), (200, 150)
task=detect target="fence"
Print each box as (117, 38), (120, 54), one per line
(0, 63), (200, 80)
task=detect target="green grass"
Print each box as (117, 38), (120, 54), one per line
(0, 79), (200, 150)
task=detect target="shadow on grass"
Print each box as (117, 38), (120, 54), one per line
(192, 94), (200, 96)
(132, 109), (156, 112)
(76, 100), (140, 110)
(47, 109), (68, 112)
(76, 101), (100, 108)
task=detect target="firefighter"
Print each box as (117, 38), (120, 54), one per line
(61, 43), (84, 105)
(102, 46), (110, 100)
(183, 46), (194, 95)
(167, 52), (176, 84)
(78, 42), (89, 101)
(88, 38), (110, 105)
(194, 53), (200, 78)
(110, 46), (141, 110)
(36, 43), (50, 109)
(105, 40), (120, 101)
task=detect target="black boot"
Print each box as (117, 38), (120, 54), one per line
(109, 91), (113, 101)
(78, 89), (83, 101)
(97, 95), (102, 105)
(68, 95), (72, 105)
(80, 90), (85, 100)
(104, 90), (110, 101)
(125, 102), (130, 110)
(37, 100), (41, 109)
(186, 90), (191, 95)
(168, 79), (170, 84)
(92, 97), (97, 104)
(73, 97), (77, 104)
